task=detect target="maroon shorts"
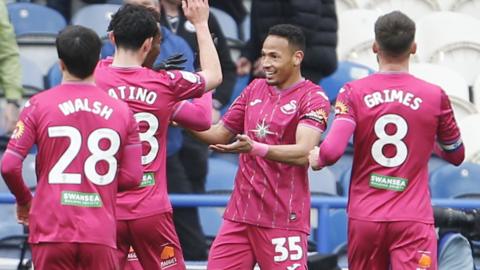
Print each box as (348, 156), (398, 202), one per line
(208, 219), (308, 270)
(31, 242), (118, 270)
(117, 212), (185, 270)
(348, 218), (437, 270)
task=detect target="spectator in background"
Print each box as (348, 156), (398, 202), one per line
(160, 0), (236, 260)
(210, 0), (247, 26)
(42, 0), (107, 22)
(0, 2), (23, 134)
(237, 0), (338, 84)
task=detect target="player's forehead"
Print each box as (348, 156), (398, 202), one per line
(261, 35), (291, 55)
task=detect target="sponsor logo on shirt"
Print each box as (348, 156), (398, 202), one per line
(127, 246), (138, 261)
(251, 118), (275, 139)
(249, 99), (262, 106)
(416, 251), (432, 270)
(180, 71), (200, 84)
(140, 172), (155, 187)
(11, 121), (25, 140)
(369, 174), (408, 192)
(160, 245), (177, 268)
(61, 191), (103, 207)
(280, 100), (297, 115)
(303, 108), (327, 124)
(335, 101), (349, 115)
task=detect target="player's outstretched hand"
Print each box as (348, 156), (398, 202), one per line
(182, 0), (209, 26)
(309, 146), (323, 171)
(16, 201), (31, 226)
(210, 134), (253, 153)
(153, 53), (187, 71)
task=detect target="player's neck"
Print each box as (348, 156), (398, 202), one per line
(277, 72), (303, 90)
(112, 49), (144, 68)
(62, 72), (94, 83)
(378, 56), (410, 73)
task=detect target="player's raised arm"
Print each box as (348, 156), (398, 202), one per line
(182, 0), (222, 91)
(172, 91), (212, 131)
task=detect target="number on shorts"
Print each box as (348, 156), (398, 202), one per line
(134, 112), (159, 165)
(48, 126), (120, 185)
(371, 114), (408, 167)
(271, 236), (303, 262)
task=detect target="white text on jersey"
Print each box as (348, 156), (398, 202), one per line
(58, 98), (113, 120)
(364, 89), (423, 110)
(108, 86), (157, 104)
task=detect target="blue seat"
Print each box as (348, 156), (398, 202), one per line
(210, 7), (241, 47)
(328, 209), (348, 253)
(46, 62), (62, 89)
(7, 2), (66, 37)
(198, 207), (224, 238)
(309, 167), (338, 196)
(71, 4), (121, 39)
(19, 55), (44, 97)
(205, 157), (238, 193)
(429, 162), (480, 198)
(320, 60), (374, 102)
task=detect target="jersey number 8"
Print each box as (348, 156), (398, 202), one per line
(371, 114), (408, 167)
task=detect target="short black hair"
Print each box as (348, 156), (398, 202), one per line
(375, 11), (415, 57)
(56, 25), (102, 79)
(267, 24), (306, 52)
(108, 4), (159, 50)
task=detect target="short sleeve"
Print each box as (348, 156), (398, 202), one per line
(334, 84), (356, 122)
(437, 90), (462, 149)
(166, 70), (206, 101)
(221, 82), (253, 135)
(298, 86), (331, 132)
(7, 98), (38, 157)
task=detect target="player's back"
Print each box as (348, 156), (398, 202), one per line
(94, 58), (205, 219)
(23, 83), (136, 247)
(340, 72), (449, 223)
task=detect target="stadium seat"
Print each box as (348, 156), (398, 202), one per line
(198, 207), (224, 239)
(19, 56), (44, 97)
(327, 209), (348, 253)
(45, 62), (62, 89)
(320, 60), (374, 102)
(210, 7), (242, 48)
(472, 72), (480, 110)
(241, 14), (250, 42)
(364, 0), (440, 21)
(410, 63), (470, 102)
(205, 157), (237, 193)
(416, 12), (480, 85)
(458, 114), (480, 163)
(308, 167), (337, 196)
(7, 2), (66, 38)
(438, 232), (475, 270)
(339, 168), (352, 197)
(449, 0), (480, 21)
(429, 162), (480, 198)
(337, 9), (381, 70)
(71, 4), (121, 40)
(335, 0), (360, 15)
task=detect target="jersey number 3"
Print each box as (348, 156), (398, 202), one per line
(372, 114), (408, 167)
(48, 126), (120, 185)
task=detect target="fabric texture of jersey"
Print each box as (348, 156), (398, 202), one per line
(5, 83), (139, 248)
(221, 79), (330, 233)
(335, 72), (461, 223)
(94, 58), (205, 220)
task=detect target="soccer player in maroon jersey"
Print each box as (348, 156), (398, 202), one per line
(190, 24), (330, 269)
(94, 1), (222, 269)
(309, 11), (465, 270)
(0, 25), (143, 270)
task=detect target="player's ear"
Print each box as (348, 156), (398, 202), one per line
(372, 41), (379, 54)
(410, 41), (417, 55)
(58, 59), (66, 72)
(108, 31), (115, 45)
(293, 50), (304, 67)
(142, 37), (153, 54)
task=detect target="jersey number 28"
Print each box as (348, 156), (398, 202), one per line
(48, 126), (120, 185)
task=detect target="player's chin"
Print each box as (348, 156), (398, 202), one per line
(265, 76), (277, 86)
